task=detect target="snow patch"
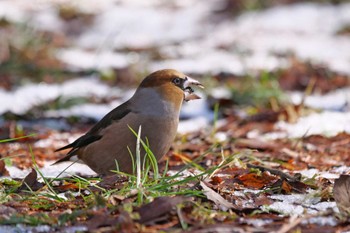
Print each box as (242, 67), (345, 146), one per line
(264, 192), (338, 222)
(290, 88), (350, 111)
(267, 111), (350, 138)
(178, 117), (209, 134)
(0, 78), (121, 115)
(58, 49), (129, 70)
(6, 161), (97, 179)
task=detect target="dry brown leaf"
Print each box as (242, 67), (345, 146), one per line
(0, 205), (16, 218)
(281, 180), (292, 194)
(280, 159), (307, 171)
(138, 196), (186, 224)
(0, 159), (9, 176)
(237, 172), (277, 189)
(18, 168), (43, 191)
(210, 176), (224, 185)
(270, 178), (308, 194)
(200, 181), (235, 211)
(235, 138), (277, 151)
(84, 209), (127, 231)
(56, 183), (80, 192)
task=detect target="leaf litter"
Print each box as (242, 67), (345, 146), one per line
(2, 93), (350, 231)
(1, 1), (350, 232)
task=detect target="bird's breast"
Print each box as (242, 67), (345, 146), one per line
(130, 88), (183, 118)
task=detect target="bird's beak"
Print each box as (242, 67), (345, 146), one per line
(183, 76), (204, 102)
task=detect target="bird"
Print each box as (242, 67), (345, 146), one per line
(54, 69), (203, 175)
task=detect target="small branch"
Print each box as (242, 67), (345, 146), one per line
(247, 163), (300, 182)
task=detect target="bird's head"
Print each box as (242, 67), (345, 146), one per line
(135, 69), (203, 111)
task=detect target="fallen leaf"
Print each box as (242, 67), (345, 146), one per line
(200, 181), (235, 211)
(0, 205), (16, 218)
(235, 138), (277, 151)
(242, 110), (279, 123)
(280, 159), (307, 171)
(92, 174), (128, 191)
(172, 153), (192, 163)
(138, 196), (186, 224)
(84, 209), (123, 230)
(281, 180), (292, 193)
(270, 179), (308, 194)
(254, 195), (273, 206)
(237, 172), (277, 189)
(210, 176), (223, 185)
(18, 168), (43, 191)
(55, 183), (80, 192)
(0, 159), (9, 176)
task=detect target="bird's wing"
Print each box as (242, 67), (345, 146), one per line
(54, 134), (103, 152)
(53, 101), (132, 163)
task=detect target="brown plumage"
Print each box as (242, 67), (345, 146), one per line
(54, 69), (203, 175)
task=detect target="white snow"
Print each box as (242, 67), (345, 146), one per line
(0, 78), (122, 115)
(45, 102), (121, 120)
(181, 97), (212, 119)
(1, 1), (349, 74)
(263, 201), (305, 215)
(6, 161), (97, 179)
(270, 193), (321, 205)
(153, 3), (350, 75)
(76, 1), (211, 49)
(261, 191), (338, 218)
(290, 88), (350, 111)
(273, 111), (350, 138)
(178, 116), (209, 134)
(57, 49), (129, 70)
(245, 218), (273, 228)
(213, 131), (228, 142)
(302, 216), (338, 226)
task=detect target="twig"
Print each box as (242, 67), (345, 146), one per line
(274, 215), (302, 233)
(247, 163), (300, 182)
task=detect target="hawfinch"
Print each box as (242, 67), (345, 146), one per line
(54, 69), (203, 175)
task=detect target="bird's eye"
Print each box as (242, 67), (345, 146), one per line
(172, 77), (181, 85)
